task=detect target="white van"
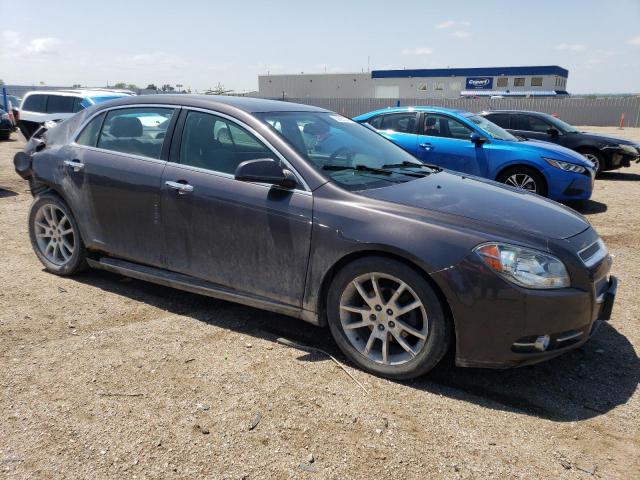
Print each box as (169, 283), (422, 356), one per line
(18, 89), (134, 139)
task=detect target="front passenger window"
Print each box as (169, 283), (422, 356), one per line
(180, 111), (275, 174)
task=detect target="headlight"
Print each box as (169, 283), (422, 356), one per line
(619, 144), (638, 155)
(475, 243), (570, 289)
(544, 157), (586, 173)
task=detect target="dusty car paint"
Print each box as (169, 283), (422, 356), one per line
(15, 95), (616, 369)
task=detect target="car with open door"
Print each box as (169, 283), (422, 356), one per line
(479, 110), (640, 175)
(14, 95), (616, 379)
(354, 106), (596, 202)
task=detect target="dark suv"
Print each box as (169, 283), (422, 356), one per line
(14, 95), (616, 379)
(480, 110), (640, 174)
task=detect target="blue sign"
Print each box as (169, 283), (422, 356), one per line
(465, 77), (493, 89)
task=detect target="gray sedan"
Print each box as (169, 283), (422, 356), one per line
(14, 95), (616, 378)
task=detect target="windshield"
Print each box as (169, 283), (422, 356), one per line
(545, 115), (579, 133)
(465, 114), (518, 141)
(256, 111), (436, 190)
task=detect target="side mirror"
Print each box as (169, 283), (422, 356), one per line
(470, 132), (487, 146)
(547, 127), (559, 137)
(235, 158), (297, 189)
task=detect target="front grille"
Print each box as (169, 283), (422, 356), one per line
(578, 239), (608, 267)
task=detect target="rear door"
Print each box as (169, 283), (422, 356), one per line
(416, 113), (489, 176)
(366, 112), (419, 155)
(66, 105), (178, 267)
(160, 109), (313, 306)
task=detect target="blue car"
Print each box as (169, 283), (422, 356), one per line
(353, 107), (595, 201)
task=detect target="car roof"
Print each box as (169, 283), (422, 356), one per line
(95, 94), (330, 114)
(24, 89), (132, 98)
(481, 110), (551, 116)
(354, 106), (470, 120)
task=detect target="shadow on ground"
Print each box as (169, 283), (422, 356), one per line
(598, 171), (640, 182)
(0, 187), (18, 198)
(72, 269), (638, 423)
(570, 199), (607, 215)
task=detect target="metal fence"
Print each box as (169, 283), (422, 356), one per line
(271, 96), (640, 127)
(4, 84), (639, 127)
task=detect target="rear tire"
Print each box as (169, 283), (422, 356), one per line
(28, 194), (87, 276)
(497, 166), (547, 197)
(326, 256), (451, 380)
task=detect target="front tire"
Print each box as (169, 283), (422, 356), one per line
(326, 257), (451, 379)
(28, 194), (87, 275)
(497, 166), (548, 197)
(578, 149), (605, 176)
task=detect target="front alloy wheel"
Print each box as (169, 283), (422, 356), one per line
(339, 273), (428, 365)
(327, 257), (450, 379)
(497, 166), (547, 197)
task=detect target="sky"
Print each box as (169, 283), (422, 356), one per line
(1, 0), (640, 94)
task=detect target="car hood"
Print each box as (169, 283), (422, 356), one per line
(513, 138), (594, 167)
(575, 131), (639, 147)
(360, 171), (590, 240)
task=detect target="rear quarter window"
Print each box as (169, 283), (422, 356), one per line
(46, 95), (76, 114)
(23, 94), (48, 113)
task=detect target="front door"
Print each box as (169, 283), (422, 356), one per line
(160, 109), (313, 306)
(416, 113), (489, 176)
(65, 106), (178, 267)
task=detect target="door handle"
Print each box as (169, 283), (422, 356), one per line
(63, 159), (85, 172)
(165, 180), (194, 195)
(419, 143), (433, 151)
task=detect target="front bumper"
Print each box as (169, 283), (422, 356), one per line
(432, 248), (616, 369)
(601, 146), (640, 170)
(546, 169), (594, 201)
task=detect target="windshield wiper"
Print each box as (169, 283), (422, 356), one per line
(381, 160), (442, 173)
(322, 164), (394, 175)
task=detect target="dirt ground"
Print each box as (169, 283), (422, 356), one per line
(0, 127), (638, 479)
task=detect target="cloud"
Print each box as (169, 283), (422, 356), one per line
(435, 20), (471, 29)
(2, 30), (20, 49)
(626, 36), (640, 46)
(401, 47), (434, 55)
(118, 51), (190, 69)
(26, 37), (61, 55)
(435, 20), (455, 29)
(450, 31), (472, 39)
(555, 43), (587, 51)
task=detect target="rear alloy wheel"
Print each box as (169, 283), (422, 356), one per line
(327, 257), (450, 379)
(28, 194), (87, 275)
(498, 166), (547, 197)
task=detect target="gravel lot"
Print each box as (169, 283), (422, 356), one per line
(1, 127), (638, 479)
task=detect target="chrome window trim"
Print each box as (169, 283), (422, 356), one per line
(70, 103), (311, 192)
(164, 161), (311, 196)
(180, 106), (311, 192)
(71, 144), (168, 166)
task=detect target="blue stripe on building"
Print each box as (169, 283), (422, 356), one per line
(371, 66), (569, 79)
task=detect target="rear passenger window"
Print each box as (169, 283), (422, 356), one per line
(97, 107), (175, 159)
(180, 111), (275, 174)
(46, 95), (76, 113)
(378, 113), (418, 133)
(76, 113), (106, 147)
(23, 94), (48, 113)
